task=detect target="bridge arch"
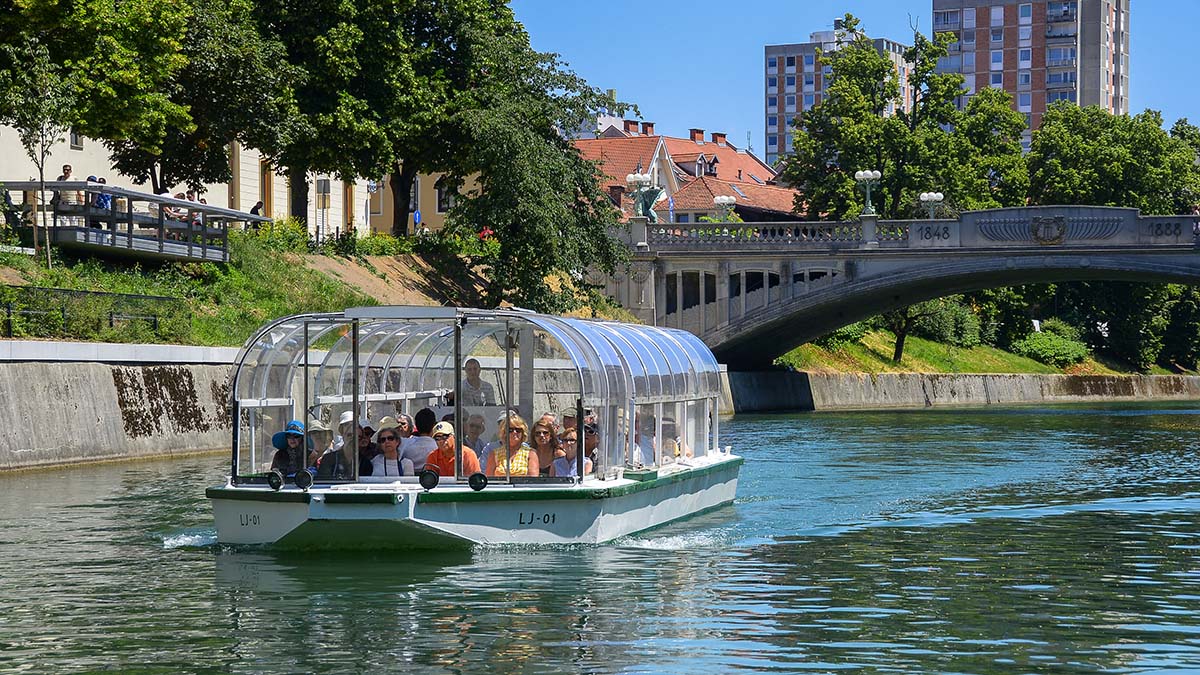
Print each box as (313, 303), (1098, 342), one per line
(708, 252), (1200, 370)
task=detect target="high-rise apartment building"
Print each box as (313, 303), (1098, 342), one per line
(764, 26), (911, 166)
(932, 0), (1129, 148)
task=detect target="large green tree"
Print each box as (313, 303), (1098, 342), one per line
(252, 0), (392, 223)
(0, 0), (191, 153)
(445, 36), (628, 311)
(782, 14), (1028, 221)
(105, 0), (300, 193)
(1028, 104), (1200, 215)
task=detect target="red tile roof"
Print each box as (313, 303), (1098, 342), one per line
(671, 176), (799, 215)
(575, 136), (662, 190)
(661, 136), (777, 186)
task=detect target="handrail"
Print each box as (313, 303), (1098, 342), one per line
(1, 180), (270, 222)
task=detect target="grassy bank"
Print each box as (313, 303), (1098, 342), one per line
(0, 234), (375, 346)
(775, 330), (1175, 376)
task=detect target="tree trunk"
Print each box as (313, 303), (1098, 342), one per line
(892, 329), (907, 363)
(150, 166), (163, 195)
(33, 167), (43, 264)
(389, 162), (416, 237)
(287, 166), (309, 225)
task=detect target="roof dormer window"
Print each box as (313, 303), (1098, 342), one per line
(696, 158), (704, 176)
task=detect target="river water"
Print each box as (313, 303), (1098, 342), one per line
(2, 403), (1200, 674)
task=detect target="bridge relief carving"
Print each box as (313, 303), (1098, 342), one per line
(977, 216), (1122, 243)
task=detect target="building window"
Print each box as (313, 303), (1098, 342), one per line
(676, 214), (690, 224)
(768, 136), (777, 147)
(1018, 49), (1031, 68)
(991, 28), (1003, 43)
(1019, 70), (1031, 85)
(963, 7), (976, 28)
(933, 10), (960, 30)
(767, 96), (777, 110)
(1019, 3), (1033, 22)
(1047, 70), (1077, 85)
(1048, 46), (1076, 67)
(1018, 93), (1032, 111)
(767, 57), (777, 69)
(1047, 90), (1076, 104)
(767, 115), (778, 129)
(990, 72), (1003, 87)
(991, 5), (1004, 26)
(785, 55), (795, 68)
(803, 94), (814, 108)
(767, 76), (777, 89)
(991, 50), (1003, 70)
(785, 75), (795, 89)
(69, 128), (83, 150)
(963, 29), (976, 45)
(435, 177), (454, 213)
(785, 95), (796, 111)
(803, 73), (815, 87)
(804, 53), (815, 67)
(963, 52), (975, 71)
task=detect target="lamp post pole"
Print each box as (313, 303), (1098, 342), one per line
(854, 169), (882, 216)
(919, 191), (944, 220)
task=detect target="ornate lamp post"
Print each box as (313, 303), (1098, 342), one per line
(854, 169), (882, 216)
(713, 194), (736, 220)
(919, 191), (944, 219)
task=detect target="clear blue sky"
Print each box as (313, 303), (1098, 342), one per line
(511, 0), (1194, 155)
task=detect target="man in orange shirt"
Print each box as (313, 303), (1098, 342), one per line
(425, 421), (482, 476)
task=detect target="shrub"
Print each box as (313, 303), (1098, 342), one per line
(356, 233), (412, 256)
(1039, 317), (1082, 342)
(912, 297), (981, 348)
(1011, 331), (1090, 367)
(240, 218), (310, 253)
(814, 321), (869, 349)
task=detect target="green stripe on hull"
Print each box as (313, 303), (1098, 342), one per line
(417, 457), (743, 504)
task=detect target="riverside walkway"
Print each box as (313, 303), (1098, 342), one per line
(601, 205), (1200, 369)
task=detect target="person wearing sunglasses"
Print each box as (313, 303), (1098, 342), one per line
(529, 419), (563, 476)
(486, 413), (539, 477)
(424, 422), (481, 476)
(371, 428), (404, 477)
(550, 430), (591, 478)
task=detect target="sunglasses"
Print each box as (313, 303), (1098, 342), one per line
(433, 434), (450, 442)
(509, 428), (524, 435)
(562, 438), (578, 444)
(378, 435), (398, 442)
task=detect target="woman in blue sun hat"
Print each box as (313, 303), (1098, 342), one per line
(270, 420), (317, 476)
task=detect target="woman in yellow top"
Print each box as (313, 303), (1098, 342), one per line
(486, 413), (540, 477)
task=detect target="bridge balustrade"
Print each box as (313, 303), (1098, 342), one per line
(648, 222), (864, 249)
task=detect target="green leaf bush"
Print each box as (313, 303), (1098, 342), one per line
(1011, 330), (1090, 367)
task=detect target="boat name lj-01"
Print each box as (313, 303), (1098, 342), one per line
(518, 512), (557, 525)
(240, 513), (261, 527)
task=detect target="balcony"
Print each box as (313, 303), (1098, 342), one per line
(1047, 57), (1077, 68)
(1047, 9), (1077, 23)
(1046, 26), (1077, 39)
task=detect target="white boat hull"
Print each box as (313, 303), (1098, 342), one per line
(209, 455), (741, 549)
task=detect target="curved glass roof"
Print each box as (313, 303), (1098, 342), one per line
(231, 307), (722, 409)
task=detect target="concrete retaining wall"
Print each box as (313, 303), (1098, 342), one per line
(727, 371), (1200, 413)
(0, 362), (231, 470)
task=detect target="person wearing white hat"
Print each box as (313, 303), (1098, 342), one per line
(331, 410), (377, 476)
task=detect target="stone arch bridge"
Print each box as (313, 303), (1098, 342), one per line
(600, 206), (1200, 370)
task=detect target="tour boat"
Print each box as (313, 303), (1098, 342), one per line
(207, 306), (741, 549)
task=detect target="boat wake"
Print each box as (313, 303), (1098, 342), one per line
(162, 530), (218, 549)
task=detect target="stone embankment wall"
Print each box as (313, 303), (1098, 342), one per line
(0, 362), (230, 471)
(727, 371), (1200, 413)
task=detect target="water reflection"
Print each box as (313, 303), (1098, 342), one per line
(0, 403), (1197, 673)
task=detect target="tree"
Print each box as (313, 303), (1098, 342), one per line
(1161, 287), (1200, 371)
(105, 0), (300, 193)
(1055, 281), (1175, 372)
(0, 37), (77, 267)
(446, 38), (629, 312)
(1028, 104), (1200, 215)
(0, 0), (192, 154)
(252, 0), (392, 223)
(782, 14), (1028, 221)
(882, 299), (952, 364)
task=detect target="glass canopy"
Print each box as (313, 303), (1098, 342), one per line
(228, 307), (722, 485)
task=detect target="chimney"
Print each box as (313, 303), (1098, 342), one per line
(711, 132), (727, 146)
(641, 121), (655, 135)
(608, 184), (625, 205)
(623, 119), (640, 135)
(689, 128), (705, 143)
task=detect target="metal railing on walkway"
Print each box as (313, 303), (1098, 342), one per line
(1, 285), (191, 343)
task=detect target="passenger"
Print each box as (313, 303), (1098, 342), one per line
(559, 409), (577, 431)
(662, 418), (693, 459)
(462, 414), (487, 451)
(308, 419), (334, 455)
(538, 411), (559, 431)
(270, 420), (316, 476)
(398, 408), (438, 475)
(529, 419), (563, 476)
(371, 427), (404, 477)
(357, 418), (379, 475)
(459, 358), (496, 406)
(317, 413), (359, 479)
(395, 413), (415, 439)
(550, 430), (592, 478)
(478, 409), (516, 469)
(372, 416), (399, 442)
(582, 416), (601, 465)
(424, 421), (482, 476)
(486, 413), (539, 477)
(634, 413), (656, 466)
